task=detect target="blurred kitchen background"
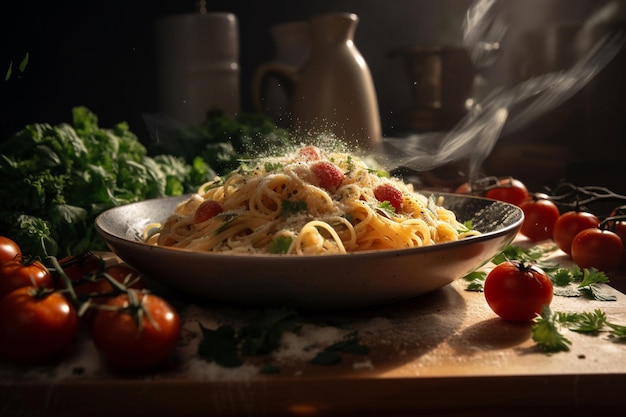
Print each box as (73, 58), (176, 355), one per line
(1, 0), (625, 192)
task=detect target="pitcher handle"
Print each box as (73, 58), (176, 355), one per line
(252, 61), (299, 114)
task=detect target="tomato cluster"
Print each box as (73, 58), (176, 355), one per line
(456, 177), (626, 273)
(0, 236), (181, 372)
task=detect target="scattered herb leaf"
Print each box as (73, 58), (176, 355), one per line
(377, 201), (397, 217)
(264, 162), (283, 172)
(532, 306), (625, 353)
(269, 236), (293, 254)
(532, 305), (573, 352)
(281, 200), (307, 218)
(463, 270), (487, 292)
(310, 331), (369, 365)
(197, 323), (243, 368)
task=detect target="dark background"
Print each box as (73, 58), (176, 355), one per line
(2, 0), (625, 191)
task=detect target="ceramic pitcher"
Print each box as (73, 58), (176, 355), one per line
(257, 20), (311, 127)
(253, 12), (382, 151)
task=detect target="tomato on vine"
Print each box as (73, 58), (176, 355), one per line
(0, 236), (22, 263)
(552, 210), (600, 255)
(57, 252), (105, 283)
(484, 260), (553, 321)
(485, 178), (529, 206)
(571, 227), (623, 272)
(0, 286), (78, 364)
(92, 290), (181, 372)
(0, 259), (54, 300)
(519, 197), (560, 241)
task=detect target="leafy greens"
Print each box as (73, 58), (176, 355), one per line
(0, 106), (212, 258)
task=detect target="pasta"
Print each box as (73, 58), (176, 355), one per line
(144, 146), (480, 255)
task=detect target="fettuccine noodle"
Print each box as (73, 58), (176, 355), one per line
(144, 146), (480, 255)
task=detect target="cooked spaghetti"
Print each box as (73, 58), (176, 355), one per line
(144, 146), (480, 255)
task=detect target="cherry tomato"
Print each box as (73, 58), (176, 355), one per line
(57, 252), (105, 283)
(310, 161), (345, 192)
(571, 228), (623, 272)
(519, 198), (560, 241)
(0, 260), (54, 300)
(455, 182), (472, 194)
(0, 286), (78, 364)
(608, 214), (626, 270)
(194, 200), (223, 224)
(553, 211), (600, 255)
(0, 236), (22, 263)
(484, 261), (553, 321)
(485, 178), (529, 206)
(92, 290), (181, 372)
(374, 183), (403, 212)
(297, 146), (321, 161)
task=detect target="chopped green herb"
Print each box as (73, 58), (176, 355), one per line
(310, 331), (369, 365)
(269, 236), (293, 254)
(214, 214), (238, 234)
(377, 200), (397, 217)
(367, 167), (390, 178)
(264, 162), (283, 172)
(238, 308), (298, 356)
(461, 220), (474, 231)
(463, 270), (487, 292)
(19, 52), (29, 73)
(281, 200), (307, 217)
(197, 323), (243, 368)
(4, 61), (11, 81)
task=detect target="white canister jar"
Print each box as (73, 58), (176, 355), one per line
(155, 12), (239, 125)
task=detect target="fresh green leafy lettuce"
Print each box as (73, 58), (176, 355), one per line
(0, 106), (212, 258)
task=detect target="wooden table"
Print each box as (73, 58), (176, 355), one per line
(2, 241), (626, 417)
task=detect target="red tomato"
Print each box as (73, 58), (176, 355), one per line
(485, 178), (529, 206)
(92, 290), (181, 372)
(374, 183), (403, 212)
(455, 182), (472, 194)
(553, 211), (600, 255)
(484, 261), (553, 321)
(0, 286), (78, 364)
(610, 217), (626, 270)
(75, 265), (146, 299)
(0, 260), (54, 300)
(58, 252), (105, 283)
(519, 198), (560, 241)
(310, 161), (345, 192)
(297, 146), (321, 161)
(0, 236), (22, 263)
(194, 200), (223, 223)
(571, 228), (623, 272)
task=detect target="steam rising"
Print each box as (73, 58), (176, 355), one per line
(382, 0), (625, 179)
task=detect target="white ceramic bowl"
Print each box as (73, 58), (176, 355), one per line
(95, 193), (522, 310)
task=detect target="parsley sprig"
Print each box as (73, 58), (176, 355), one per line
(532, 305), (626, 352)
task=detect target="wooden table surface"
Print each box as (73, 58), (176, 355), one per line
(2, 239), (626, 417)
